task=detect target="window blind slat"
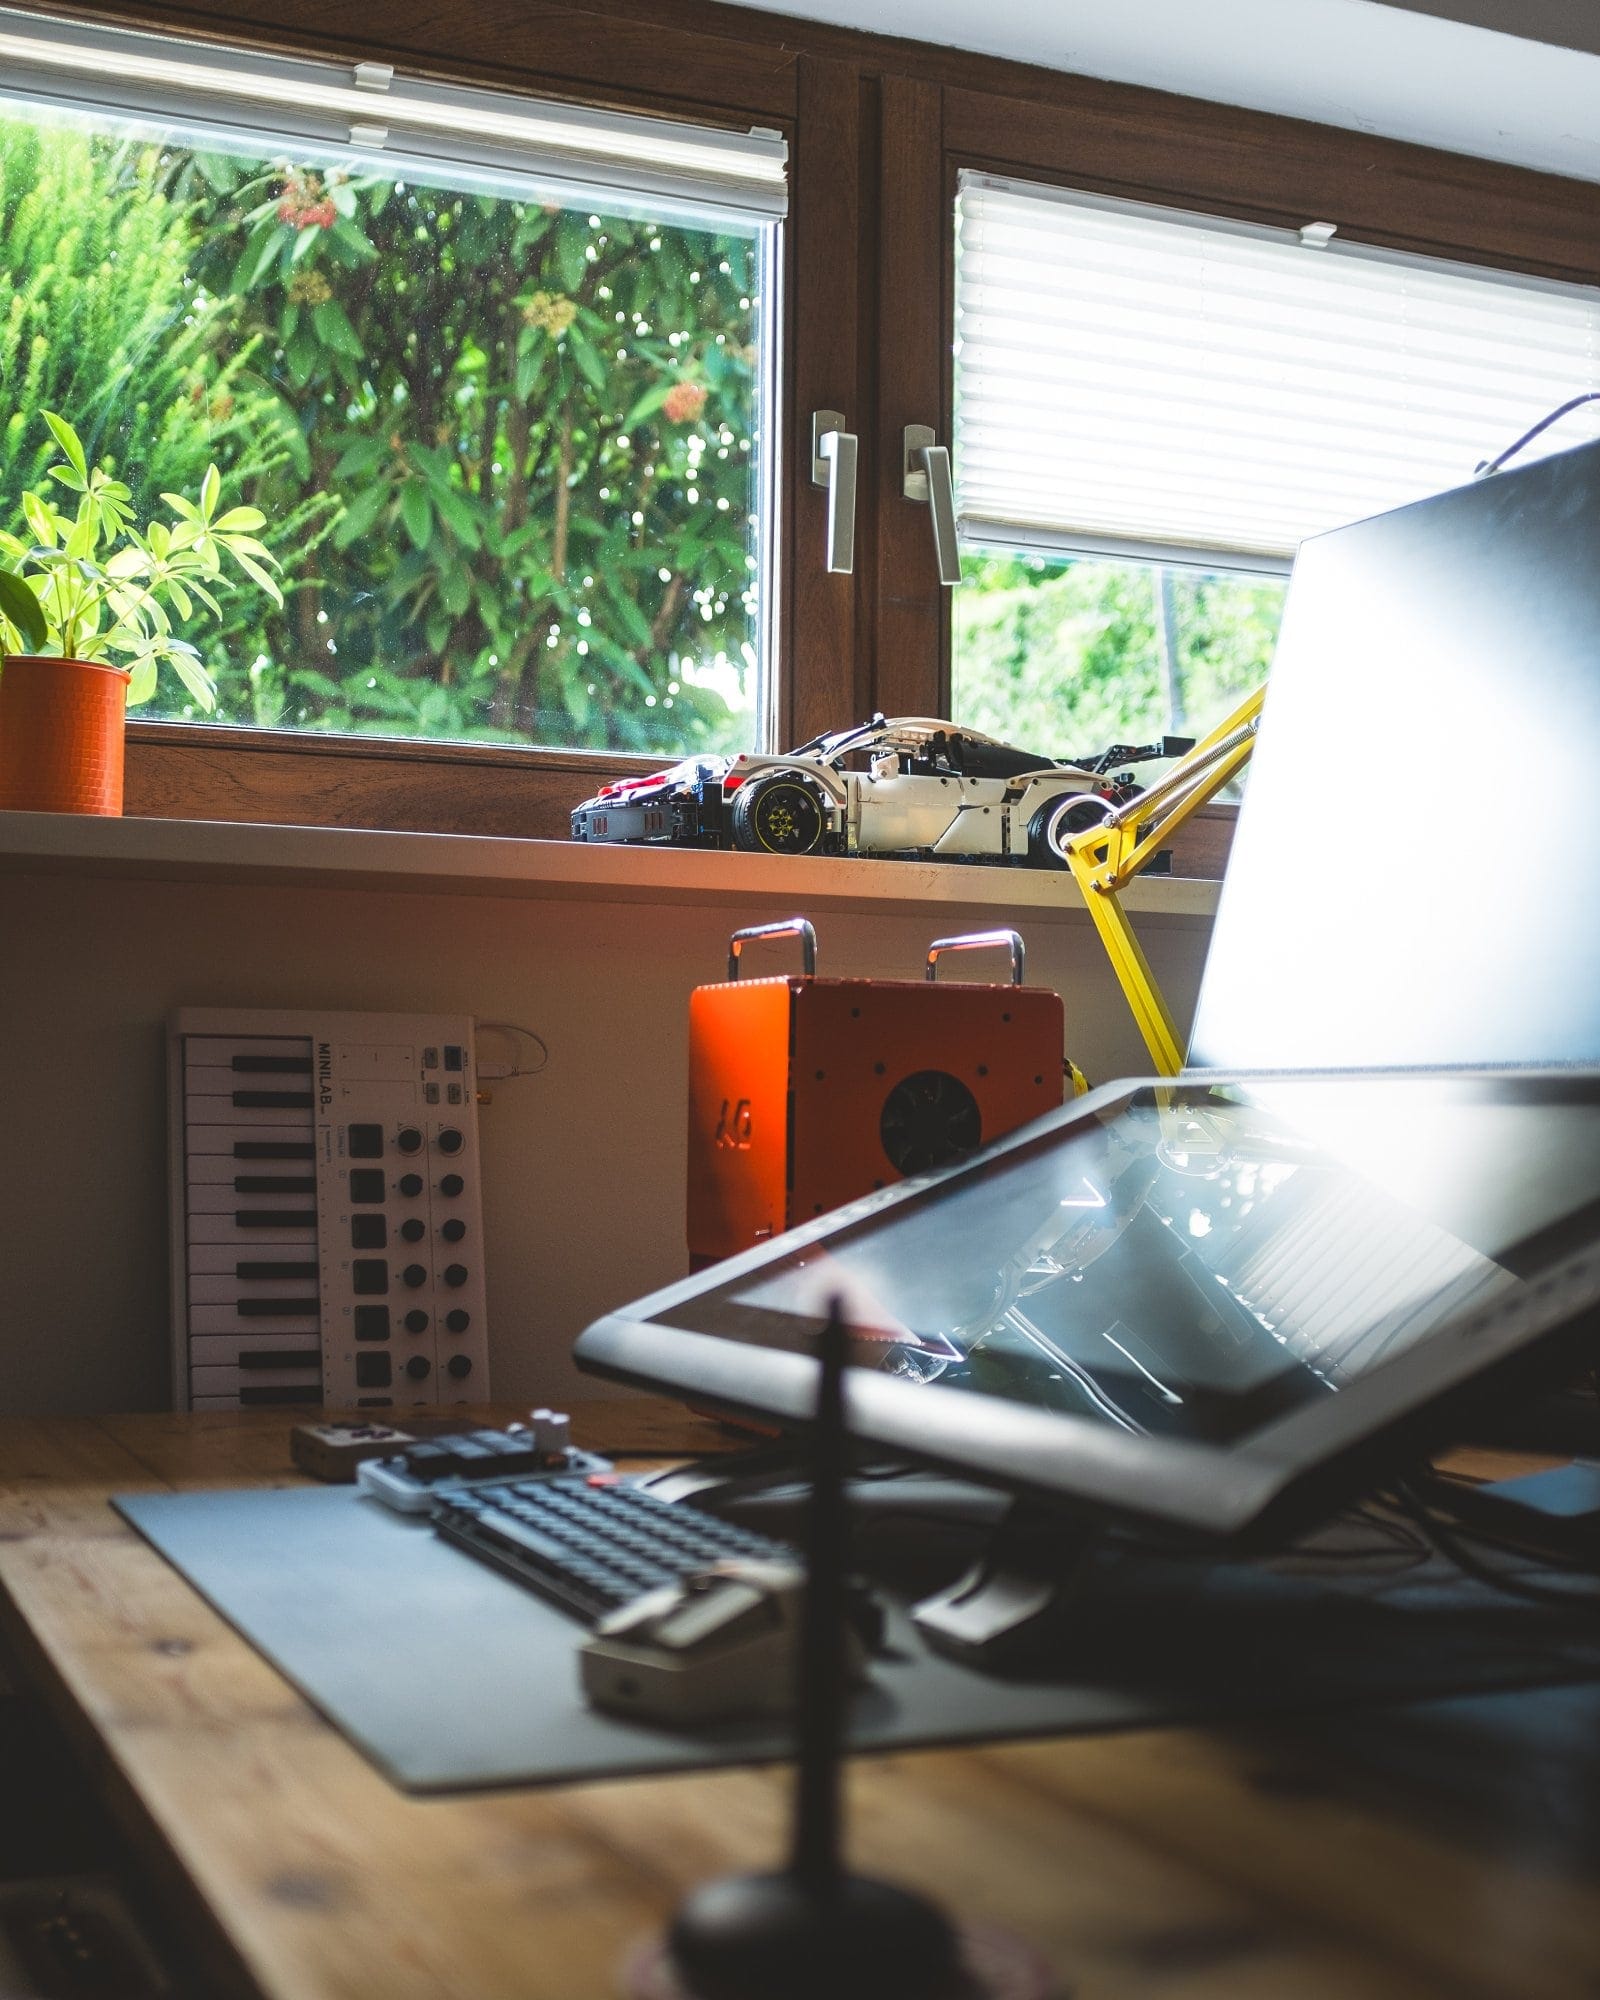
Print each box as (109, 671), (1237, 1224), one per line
(955, 173), (1600, 563)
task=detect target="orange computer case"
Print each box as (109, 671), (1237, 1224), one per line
(688, 922), (1066, 1266)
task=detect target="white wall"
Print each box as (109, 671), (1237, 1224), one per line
(0, 865), (1214, 1415)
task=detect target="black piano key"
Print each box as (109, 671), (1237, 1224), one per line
(233, 1175), (317, 1195)
(235, 1261), (318, 1280)
(233, 1142), (316, 1161)
(235, 1209), (318, 1229)
(232, 1090), (314, 1110)
(236, 1349), (321, 1370)
(238, 1385), (322, 1407)
(235, 1298), (321, 1318)
(230, 1055), (314, 1073)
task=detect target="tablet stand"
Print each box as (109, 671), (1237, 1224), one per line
(626, 1299), (1057, 2000)
(910, 1498), (1103, 1669)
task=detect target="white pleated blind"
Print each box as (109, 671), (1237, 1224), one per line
(0, 4), (788, 219)
(955, 173), (1600, 569)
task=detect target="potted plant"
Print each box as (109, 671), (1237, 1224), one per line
(0, 412), (281, 815)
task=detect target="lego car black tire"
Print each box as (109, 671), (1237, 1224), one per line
(1027, 790), (1113, 868)
(730, 773), (829, 856)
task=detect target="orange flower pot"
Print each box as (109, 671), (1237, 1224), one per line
(0, 654), (132, 815)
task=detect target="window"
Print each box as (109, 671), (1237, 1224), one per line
(0, 10), (785, 759)
(951, 172), (1600, 760)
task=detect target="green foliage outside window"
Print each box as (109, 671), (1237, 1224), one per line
(0, 113), (764, 754)
(951, 549), (1285, 774)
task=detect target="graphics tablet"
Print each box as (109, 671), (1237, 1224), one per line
(575, 1070), (1600, 1546)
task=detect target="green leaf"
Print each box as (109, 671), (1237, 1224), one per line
(286, 329), (319, 387)
(429, 486), (481, 549)
(440, 563), (470, 617)
(0, 571), (47, 652)
(556, 221), (589, 293)
(333, 438), (388, 481)
(212, 506), (268, 534)
(42, 411), (87, 482)
(332, 483), (386, 551)
(566, 328), (609, 392)
(328, 218), (378, 266)
(400, 481), (434, 549)
(312, 298), (364, 358)
(22, 494), (57, 548)
(227, 547), (284, 606)
(125, 654), (159, 706)
(200, 466), (222, 523)
(168, 647), (218, 712)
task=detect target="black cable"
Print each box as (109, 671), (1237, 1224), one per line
(1387, 1480), (1600, 1612)
(1475, 391), (1600, 476)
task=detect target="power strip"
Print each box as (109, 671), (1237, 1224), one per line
(169, 1008), (491, 1411)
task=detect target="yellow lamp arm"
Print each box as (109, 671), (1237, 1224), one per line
(1064, 682), (1267, 1075)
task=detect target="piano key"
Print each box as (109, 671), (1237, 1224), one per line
(188, 1245), (318, 1276)
(185, 1036), (312, 1068)
(188, 1376), (322, 1408)
(190, 1273), (319, 1303)
(190, 1330), (325, 1360)
(187, 1093), (315, 1128)
(232, 1175), (317, 1195)
(230, 1054), (313, 1074)
(190, 1363), (322, 1395)
(231, 1089), (315, 1110)
(191, 1304), (318, 1336)
(183, 1126), (314, 1160)
(188, 1214), (316, 1244)
(185, 1184), (320, 1216)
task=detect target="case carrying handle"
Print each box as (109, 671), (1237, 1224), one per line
(728, 917), (818, 982)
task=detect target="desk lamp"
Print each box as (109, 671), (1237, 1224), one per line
(626, 1298), (1055, 2000)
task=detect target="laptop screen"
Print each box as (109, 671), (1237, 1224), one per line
(1188, 437), (1600, 1072)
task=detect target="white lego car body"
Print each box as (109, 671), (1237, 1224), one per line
(724, 716), (1133, 866)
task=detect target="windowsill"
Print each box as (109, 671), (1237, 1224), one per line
(0, 809), (1221, 920)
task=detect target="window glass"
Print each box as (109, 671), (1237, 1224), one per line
(953, 549), (1283, 769)
(0, 106), (771, 754)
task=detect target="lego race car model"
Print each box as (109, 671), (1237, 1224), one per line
(570, 716), (1192, 867)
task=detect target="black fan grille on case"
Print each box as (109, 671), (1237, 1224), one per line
(878, 1069), (982, 1174)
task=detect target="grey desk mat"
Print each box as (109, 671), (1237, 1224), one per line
(115, 1485), (1600, 1794)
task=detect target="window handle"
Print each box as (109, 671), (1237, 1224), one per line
(810, 411), (858, 575)
(903, 425), (960, 586)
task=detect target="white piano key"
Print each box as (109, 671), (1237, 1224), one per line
(189, 1273), (320, 1304)
(184, 1035), (312, 1067)
(186, 1093), (316, 1128)
(183, 1123), (317, 1159)
(190, 1334), (324, 1365)
(190, 1305), (320, 1335)
(185, 1183), (319, 1216)
(189, 1365), (323, 1402)
(189, 1244), (320, 1276)
(188, 1213), (317, 1244)
(184, 1152), (322, 1176)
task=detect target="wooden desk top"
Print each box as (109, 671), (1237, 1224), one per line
(2, 1403), (1598, 2000)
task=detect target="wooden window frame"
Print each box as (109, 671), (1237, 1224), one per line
(39, 0), (1600, 860)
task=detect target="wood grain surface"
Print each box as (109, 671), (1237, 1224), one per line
(2, 1403), (1597, 1999)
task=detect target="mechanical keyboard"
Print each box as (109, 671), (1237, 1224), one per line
(432, 1476), (798, 1624)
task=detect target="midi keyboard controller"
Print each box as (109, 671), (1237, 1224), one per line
(169, 1008), (491, 1412)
